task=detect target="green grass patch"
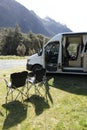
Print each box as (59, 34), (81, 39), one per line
(0, 68), (87, 130)
(0, 55), (28, 60)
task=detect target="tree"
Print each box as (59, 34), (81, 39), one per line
(2, 25), (22, 55)
(1, 27), (49, 56)
(16, 43), (26, 56)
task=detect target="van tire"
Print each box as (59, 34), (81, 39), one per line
(32, 65), (42, 72)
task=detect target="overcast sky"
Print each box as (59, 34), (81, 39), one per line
(16, 0), (87, 32)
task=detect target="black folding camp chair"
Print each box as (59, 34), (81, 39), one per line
(26, 68), (47, 98)
(4, 71), (28, 104)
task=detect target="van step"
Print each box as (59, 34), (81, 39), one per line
(62, 67), (83, 73)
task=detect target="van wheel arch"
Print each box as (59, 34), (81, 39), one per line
(32, 64), (42, 72)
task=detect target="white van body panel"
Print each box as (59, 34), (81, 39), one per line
(27, 53), (43, 65)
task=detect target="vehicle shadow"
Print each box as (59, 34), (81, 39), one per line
(47, 73), (87, 96)
(2, 101), (27, 130)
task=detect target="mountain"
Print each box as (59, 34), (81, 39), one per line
(42, 17), (71, 36)
(0, 0), (72, 36)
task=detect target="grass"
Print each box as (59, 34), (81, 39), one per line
(0, 66), (87, 130)
(0, 55), (28, 60)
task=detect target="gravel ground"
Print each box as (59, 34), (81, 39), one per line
(0, 59), (27, 69)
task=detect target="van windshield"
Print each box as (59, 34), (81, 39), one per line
(45, 42), (59, 55)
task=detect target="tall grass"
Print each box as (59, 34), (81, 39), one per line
(0, 67), (87, 130)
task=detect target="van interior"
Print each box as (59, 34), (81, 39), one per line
(62, 35), (87, 73)
(45, 34), (87, 74)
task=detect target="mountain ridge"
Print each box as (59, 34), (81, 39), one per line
(0, 0), (72, 36)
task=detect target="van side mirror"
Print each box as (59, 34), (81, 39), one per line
(38, 49), (42, 56)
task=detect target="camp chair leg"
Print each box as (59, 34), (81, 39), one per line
(26, 83), (34, 98)
(34, 84), (43, 96)
(6, 88), (13, 104)
(10, 89), (14, 101)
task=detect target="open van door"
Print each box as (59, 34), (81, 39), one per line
(44, 41), (60, 72)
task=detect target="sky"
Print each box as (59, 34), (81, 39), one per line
(16, 0), (87, 32)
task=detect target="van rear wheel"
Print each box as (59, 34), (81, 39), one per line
(32, 65), (42, 72)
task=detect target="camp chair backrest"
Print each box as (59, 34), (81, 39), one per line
(34, 68), (46, 83)
(10, 71), (28, 88)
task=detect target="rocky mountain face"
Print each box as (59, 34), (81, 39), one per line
(0, 0), (72, 36)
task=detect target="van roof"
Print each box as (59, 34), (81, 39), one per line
(48, 32), (87, 43)
(62, 31), (87, 36)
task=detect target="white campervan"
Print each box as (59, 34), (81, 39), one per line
(26, 32), (87, 74)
